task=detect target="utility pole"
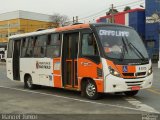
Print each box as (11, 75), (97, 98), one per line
(7, 21), (10, 38)
(111, 4), (114, 23)
(76, 16), (79, 23)
(73, 16), (78, 24)
(73, 17), (75, 24)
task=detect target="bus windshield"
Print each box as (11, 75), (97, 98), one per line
(96, 26), (149, 60)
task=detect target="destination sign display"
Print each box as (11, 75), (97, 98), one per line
(99, 30), (129, 37)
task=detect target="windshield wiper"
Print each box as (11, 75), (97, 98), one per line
(129, 42), (146, 60)
(124, 37), (146, 61)
(120, 37), (128, 61)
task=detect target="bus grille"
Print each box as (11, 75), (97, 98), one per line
(122, 72), (146, 77)
(123, 73), (134, 76)
(135, 72), (146, 76)
(125, 81), (144, 87)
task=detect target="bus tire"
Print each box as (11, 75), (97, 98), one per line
(24, 75), (36, 90)
(83, 79), (99, 100)
(124, 90), (139, 96)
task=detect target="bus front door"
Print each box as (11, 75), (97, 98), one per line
(13, 40), (21, 81)
(62, 33), (79, 88)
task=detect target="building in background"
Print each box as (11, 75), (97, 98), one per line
(145, 0), (160, 67)
(96, 8), (145, 40)
(0, 10), (58, 49)
(145, 0), (160, 62)
(97, 0), (160, 62)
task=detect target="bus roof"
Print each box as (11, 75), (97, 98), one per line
(9, 24), (90, 39)
(55, 24), (90, 32)
(9, 23), (132, 39)
(9, 29), (55, 39)
(90, 23), (133, 29)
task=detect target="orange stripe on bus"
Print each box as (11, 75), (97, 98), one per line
(53, 58), (62, 88)
(106, 60), (136, 78)
(55, 24), (90, 32)
(116, 65), (136, 73)
(54, 76), (62, 88)
(95, 80), (104, 92)
(106, 60), (118, 70)
(78, 58), (102, 78)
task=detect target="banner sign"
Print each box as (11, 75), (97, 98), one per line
(146, 13), (160, 23)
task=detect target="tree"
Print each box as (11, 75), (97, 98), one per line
(124, 6), (131, 11)
(106, 8), (119, 15)
(50, 13), (70, 27)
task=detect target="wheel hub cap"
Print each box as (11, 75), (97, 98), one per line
(86, 83), (96, 97)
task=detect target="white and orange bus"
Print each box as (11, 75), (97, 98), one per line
(6, 23), (153, 99)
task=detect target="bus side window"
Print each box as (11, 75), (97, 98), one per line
(24, 37), (33, 57)
(7, 39), (13, 58)
(33, 35), (47, 58)
(21, 38), (28, 57)
(81, 33), (98, 56)
(46, 34), (61, 58)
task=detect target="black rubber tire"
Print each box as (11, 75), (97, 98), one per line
(83, 80), (99, 100)
(24, 76), (36, 90)
(124, 90), (139, 96)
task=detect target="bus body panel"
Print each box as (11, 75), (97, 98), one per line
(20, 58), (53, 87)
(104, 73), (153, 93)
(53, 58), (62, 88)
(78, 58), (104, 92)
(101, 58), (153, 93)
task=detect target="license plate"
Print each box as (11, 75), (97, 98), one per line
(131, 86), (140, 90)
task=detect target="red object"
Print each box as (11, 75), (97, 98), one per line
(96, 8), (144, 24)
(131, 86), (140, 91)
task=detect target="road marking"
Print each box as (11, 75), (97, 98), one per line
(125, 97), (159, 113)
(0, 85), (159, 114)
(146, 89), (160, 95)
(151, 87), (160, 92)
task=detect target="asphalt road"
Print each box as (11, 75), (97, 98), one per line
(0, 62), (160, 120)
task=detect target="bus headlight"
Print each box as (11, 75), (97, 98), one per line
(147, 67), (152, 76)
(108, 67), (121, 77)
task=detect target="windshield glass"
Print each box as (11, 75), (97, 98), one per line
(96, 26), (149, 60)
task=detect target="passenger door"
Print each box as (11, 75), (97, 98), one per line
(62, 32), (79, 88)
(6, 39), (14, 80)
(13, 40), (21, 81)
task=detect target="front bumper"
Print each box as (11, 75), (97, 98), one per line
(104, 73), (153, 93)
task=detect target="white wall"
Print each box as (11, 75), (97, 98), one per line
(0, 10), (52, 22)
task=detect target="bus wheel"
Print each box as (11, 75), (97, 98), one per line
(24, 76), (36, 90)
(124, 90), (139, 96)
(84, 80), (99, 100)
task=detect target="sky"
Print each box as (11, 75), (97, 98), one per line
(0, 0), (145, 22)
